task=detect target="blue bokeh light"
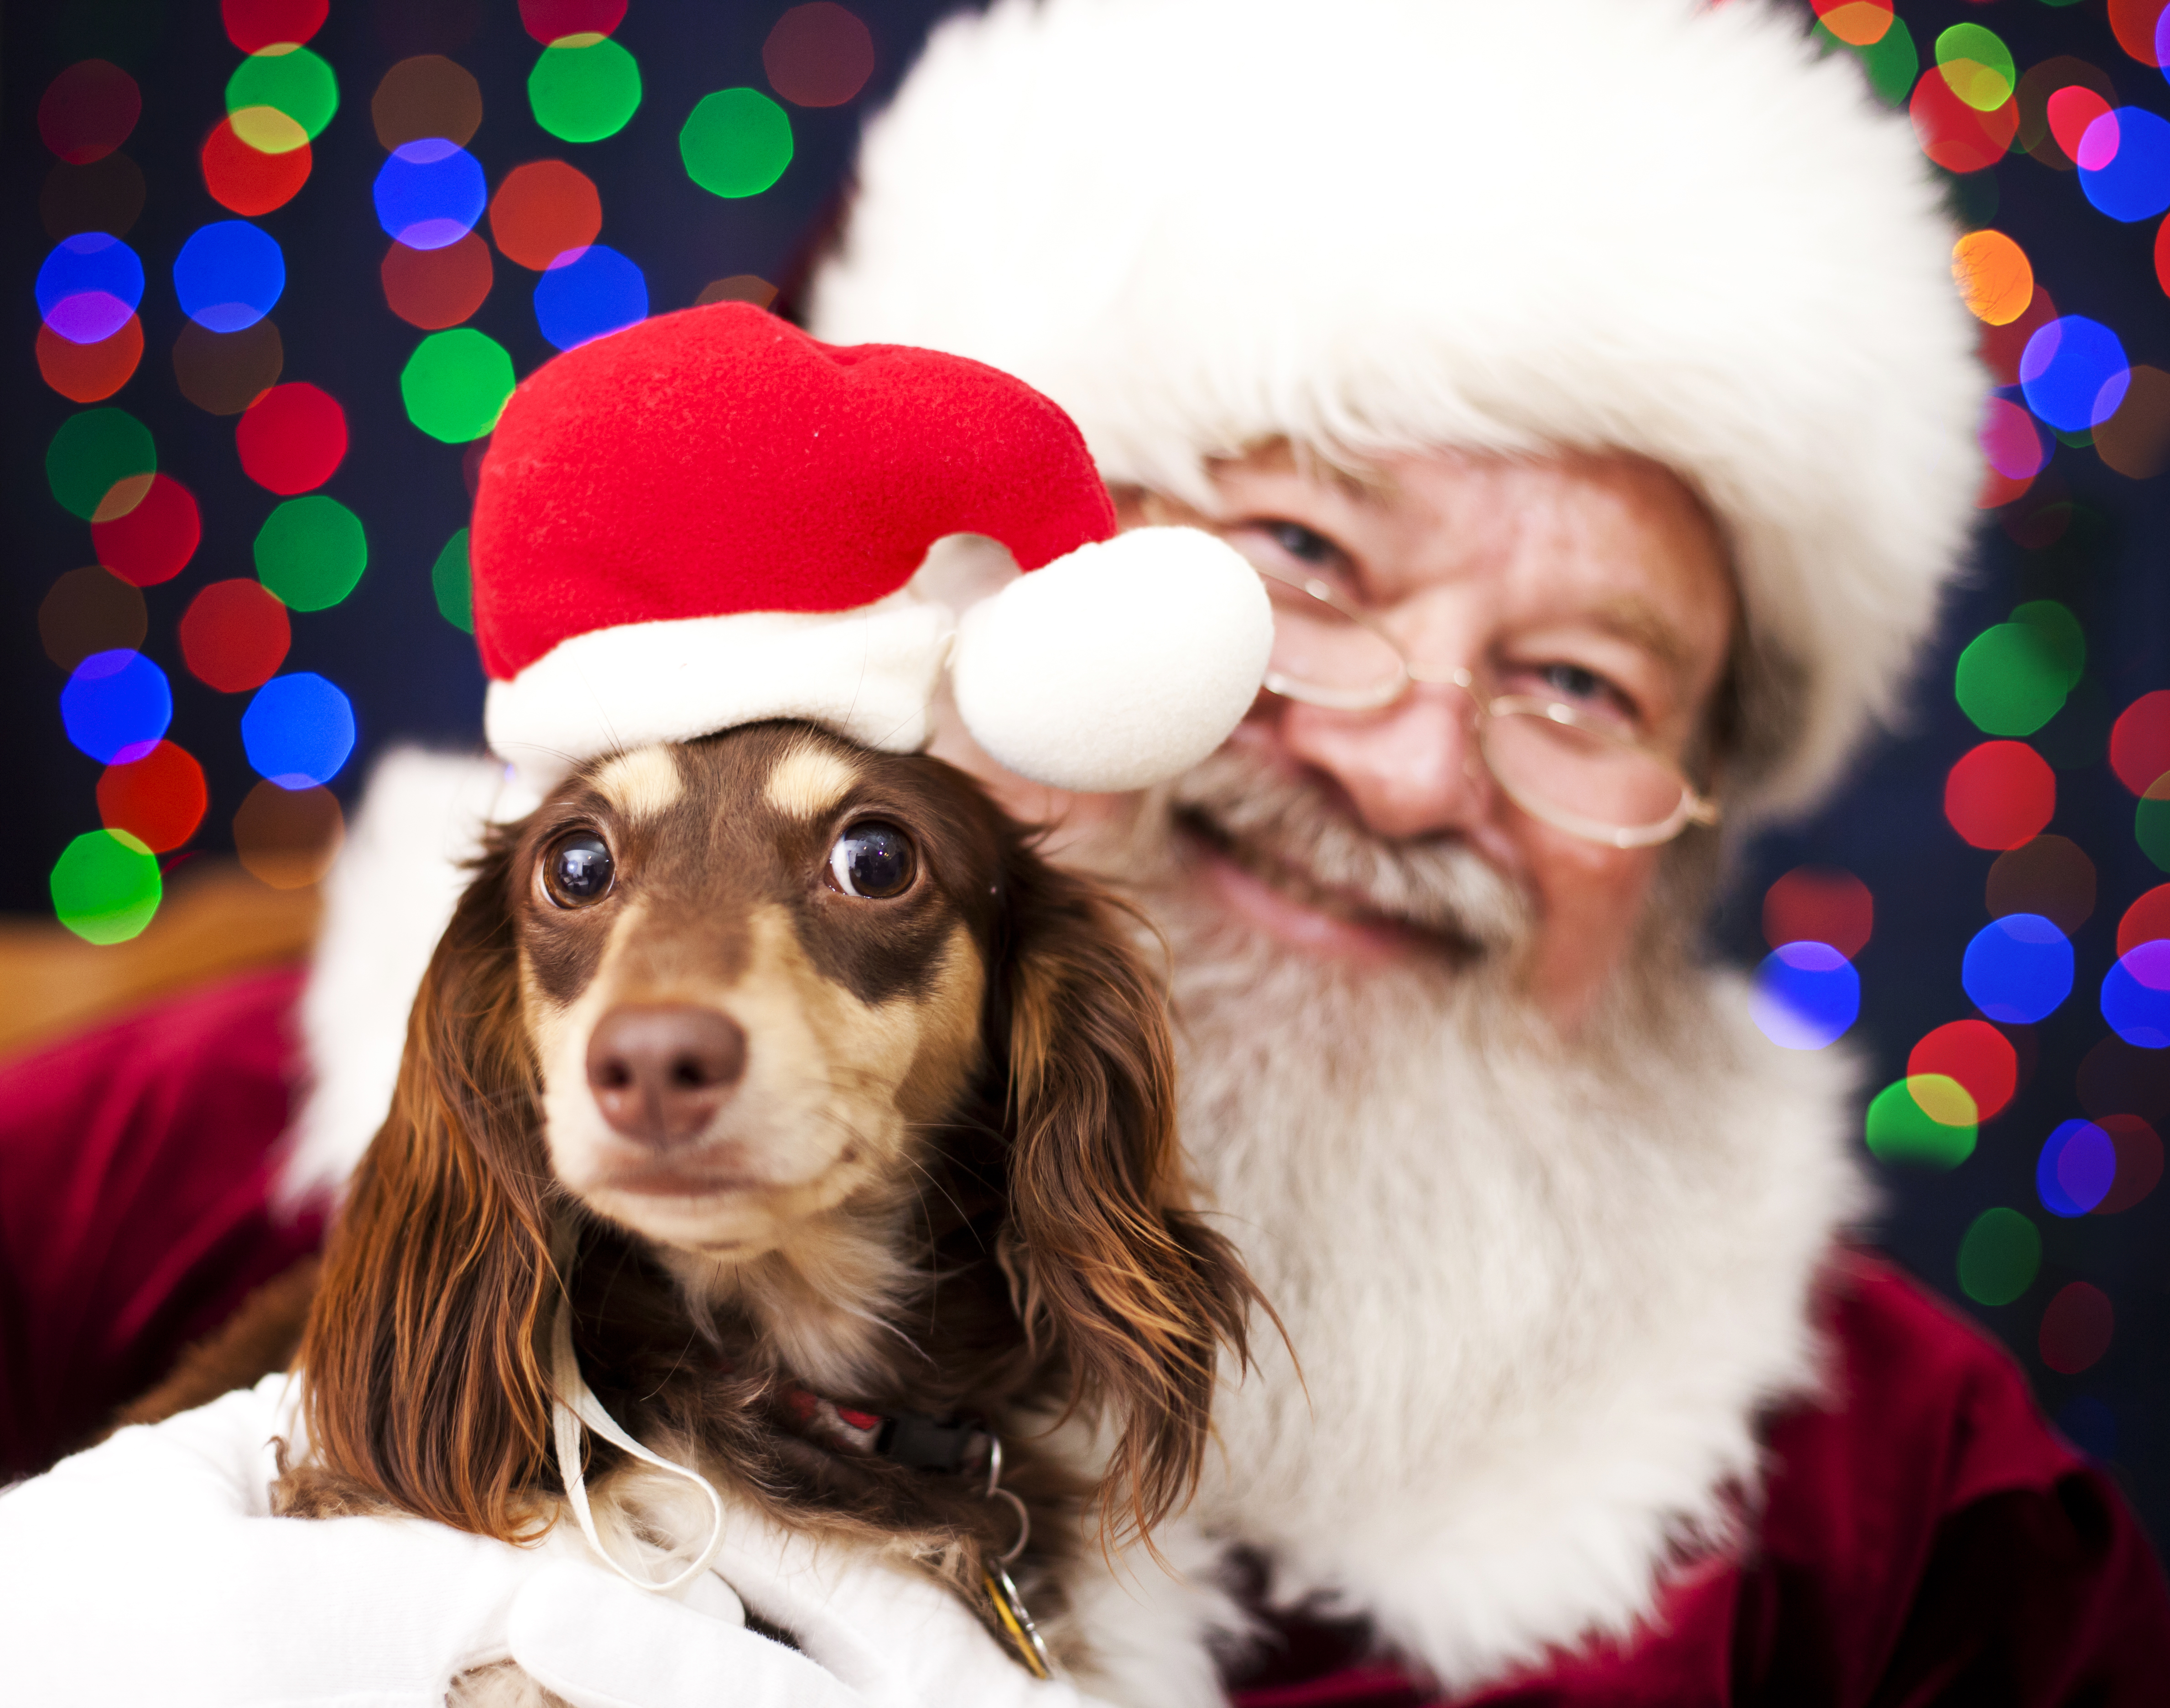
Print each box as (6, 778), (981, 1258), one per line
(373, 139), (487, 251)
(2079, 107), (2170, 223)
(2102, 942), (2170, 1050)
(1962, 913), (2074, 1024)
(1748, 941), (1860, 1050)
(241, 672), (356, 788)
(173, 220), (286, 333)
(2019, 316), (2130, 432)
(61, 649), (172, 764)
(534, 245), (649, 351)
(36, 233), (144, 344)
(2039, 1119), (2117, 1218)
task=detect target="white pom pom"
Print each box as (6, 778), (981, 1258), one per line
(951, 526), (1272, 792)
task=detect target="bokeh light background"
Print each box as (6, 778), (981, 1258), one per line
(5, 0), (2169, 1543)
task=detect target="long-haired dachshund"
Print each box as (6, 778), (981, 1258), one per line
(267, 719), (1259, 1699)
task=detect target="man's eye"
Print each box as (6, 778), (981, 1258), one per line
(1264, 520), (1340, 567)
(543, 833), (614, 907)
(827, 821), (916, 899)
(1537, 663), (1609, 703)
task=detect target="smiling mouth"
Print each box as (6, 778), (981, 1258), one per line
(1172, 806), (1483, 962)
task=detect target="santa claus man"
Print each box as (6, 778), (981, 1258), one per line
(2, 0), (2165, 1703)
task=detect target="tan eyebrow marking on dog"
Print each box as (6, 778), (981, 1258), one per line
(593, 747), (683, 821)
(763, 743), (860, 820)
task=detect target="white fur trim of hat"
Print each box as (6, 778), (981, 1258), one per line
(810, 0), (1988, 823)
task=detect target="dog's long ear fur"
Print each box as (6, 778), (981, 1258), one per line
(995, 844), (1263, 1543)
(294, 829), (560, 1542)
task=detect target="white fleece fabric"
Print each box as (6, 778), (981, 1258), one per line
(811, 0), (1987, 823)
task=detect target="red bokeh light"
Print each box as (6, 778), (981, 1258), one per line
(765, 4), (876, 108)
(2045, 86), (2113, 163)
(2119, 884), (2170, 957)
(1944, 740), (2056, 850)
(1908, 1019), (2020, 1122)
(519, 0), (627, 44)
(201, 116), (312, 216)
(221, 0), (329, 53)
(180, 579), (292, 693)
(382, 232), (494, 328)
(2039, 1281), (2114, 1374)
(97, 741), (208, 854)
(2109, 690), (2170, 796)
(90, 474), (201, 588)
(1910, 70), (2019, 175)
(2094, 1114), (2164, 1214)
(236, 382), (348, 494)
(489, 161), (603, 270)
(1981, 285), (2057, 387)
(1761, 865), (1873, 958)
(2109, 0), (2169, 68)
(36, 314), (141, 403)
(38, 61), (141, 164)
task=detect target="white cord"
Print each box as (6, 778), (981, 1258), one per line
(549, 1292), (731, 1594)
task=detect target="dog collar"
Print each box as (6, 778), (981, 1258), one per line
(772, 1384), (997, 1478)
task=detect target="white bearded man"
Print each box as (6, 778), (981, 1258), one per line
(1, 2), (2166, 1706)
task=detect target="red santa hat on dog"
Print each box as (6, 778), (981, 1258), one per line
(470, 301), (1270, 795)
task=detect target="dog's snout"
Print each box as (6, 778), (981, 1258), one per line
(585, 1005), (748, 1146)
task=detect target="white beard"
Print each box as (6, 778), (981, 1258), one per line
(1060, 761), (1868, 1704)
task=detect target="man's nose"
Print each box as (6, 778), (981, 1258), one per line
(585, 1005), (748, 1147)
(1267, 685), (1496, 840)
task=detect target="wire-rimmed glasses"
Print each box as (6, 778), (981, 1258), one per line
(1249, 558), (1721, 850)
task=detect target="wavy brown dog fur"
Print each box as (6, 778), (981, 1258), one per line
(280, 722), (1258, 1679)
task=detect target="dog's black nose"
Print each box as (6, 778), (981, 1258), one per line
(585, 1005), (748, 1146)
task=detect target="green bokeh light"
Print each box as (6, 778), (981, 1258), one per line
(530, 36), (643, 143)
(47, 409), (155, 520)
(226, 45), (341, 144)
(51, 828), (162, 944)
(1817, 13), (1917, 108)
(680, 89), (794, 198)
(432, 527), (474, 633)
(1955, 604), (2084, 737)
(255, 495), (368, 611)
(1864, 1078), (1977, 1169)
(2139, 782), (2170, 873)
(1935, 23), (2014, 113)
(1957, 1206), (2041, 1306)
(401, 330), (516, 443)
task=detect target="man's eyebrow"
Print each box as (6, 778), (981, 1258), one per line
(1587, 596), (1696, 676)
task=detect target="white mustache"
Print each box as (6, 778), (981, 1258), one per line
(1163, 746), (1533, 955)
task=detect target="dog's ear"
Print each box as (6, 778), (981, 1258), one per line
(294, 829), (559, 1542)
(994, 843), (1262, 1542)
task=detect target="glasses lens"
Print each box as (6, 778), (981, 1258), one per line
(1481, 708), (1692, 840)
(1254, 571), (1406, 709)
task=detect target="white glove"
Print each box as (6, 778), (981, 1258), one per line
(0, 1376), (1097, 1708)
(513, 1514), (1104, 1708)
(0, 1374), (561, 1706)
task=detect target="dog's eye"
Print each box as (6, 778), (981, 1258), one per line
(543, 833), (615, 907)
(827, 821), (916, 899)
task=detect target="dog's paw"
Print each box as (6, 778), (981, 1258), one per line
(449, 1659), (572, 1708)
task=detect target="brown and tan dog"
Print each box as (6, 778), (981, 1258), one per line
(259, 719), (1257, 1694)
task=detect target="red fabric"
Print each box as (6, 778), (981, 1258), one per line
(0, 967), (319, 1479)
(1228, 1254), (2170, 1707)
(469, 301), (1118, 679)
(3, 973), (2165, 1708)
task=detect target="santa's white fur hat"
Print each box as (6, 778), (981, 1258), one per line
(810, 0), (1987, 823)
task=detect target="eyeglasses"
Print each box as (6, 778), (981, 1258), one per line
(1249, 557), (1722, 850)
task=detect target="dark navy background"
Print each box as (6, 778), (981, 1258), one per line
(6, 0), (2167, 1547)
